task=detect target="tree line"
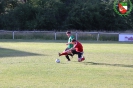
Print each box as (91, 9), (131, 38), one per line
(0, 0), (133, 31)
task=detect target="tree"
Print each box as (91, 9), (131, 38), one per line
(0, 0), (133, 31)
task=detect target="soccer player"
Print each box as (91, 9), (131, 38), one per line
(59, 39), (85, 62)
(64, 31), (75, 61)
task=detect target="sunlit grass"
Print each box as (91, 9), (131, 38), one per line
(0, 40), (133, 88)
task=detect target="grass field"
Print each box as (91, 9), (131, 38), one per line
(0, 40), (133, 88)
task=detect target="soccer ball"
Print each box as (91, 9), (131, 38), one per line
(55, 59), (60, 63)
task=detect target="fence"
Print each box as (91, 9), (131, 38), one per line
(0, 30), (120, 41)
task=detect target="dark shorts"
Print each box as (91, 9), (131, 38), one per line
(71, 50), (83, 58)
(65, 48), (83, 58)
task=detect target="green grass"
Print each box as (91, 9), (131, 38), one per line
(0, 40), (133, 88)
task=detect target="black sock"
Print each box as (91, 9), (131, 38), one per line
(65, 55), (70, 61)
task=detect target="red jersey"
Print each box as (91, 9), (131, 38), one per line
(73, 41), (83, 52)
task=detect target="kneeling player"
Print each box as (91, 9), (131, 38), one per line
(59, 39), (85, 62)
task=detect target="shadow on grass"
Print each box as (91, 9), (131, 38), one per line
(0, 47), (43, 58)
(84, 62), (133, 68)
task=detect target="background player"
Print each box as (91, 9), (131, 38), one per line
(64, 31), (75, 61)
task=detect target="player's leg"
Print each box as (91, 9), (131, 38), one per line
(77, 52), (85, 62)
(59, 49), (72, 56)
(65, 48), (71, 61)
(59, 48), (70, 56)
(81, 56), (85, 61)
(65, 55), (70, 61)
(64, 50), (76, 61)
(71, 50), (82, 62)
(71, 50), (77, 56)
(66, 48), (74, 57)
(59, 51), (68, 56)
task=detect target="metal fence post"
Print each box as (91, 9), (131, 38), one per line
(13, 31), (14, 39)
(54, 32), (56, 40)
(76, 32), (78, 40)
(97, 33), (99, 41)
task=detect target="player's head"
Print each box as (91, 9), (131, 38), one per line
(71, 39), (76, 44)
(66, 31), (71, 37)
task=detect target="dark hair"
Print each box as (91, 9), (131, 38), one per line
(72, 39), (76, 42)
(66, 31), (71, 34)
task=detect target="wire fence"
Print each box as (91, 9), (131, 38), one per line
(0, 30), (121, 41)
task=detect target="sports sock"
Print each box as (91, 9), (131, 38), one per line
(65, 55), (70, 61)
(60, 52), (68, 56)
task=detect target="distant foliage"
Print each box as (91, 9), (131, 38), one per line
(0, 0), (133, 31)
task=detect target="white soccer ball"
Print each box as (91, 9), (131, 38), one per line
(55, 59), (60, 63)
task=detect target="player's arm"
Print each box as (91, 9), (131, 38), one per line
(66, 42), (72, 45)
(67, 44), (76, 51)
